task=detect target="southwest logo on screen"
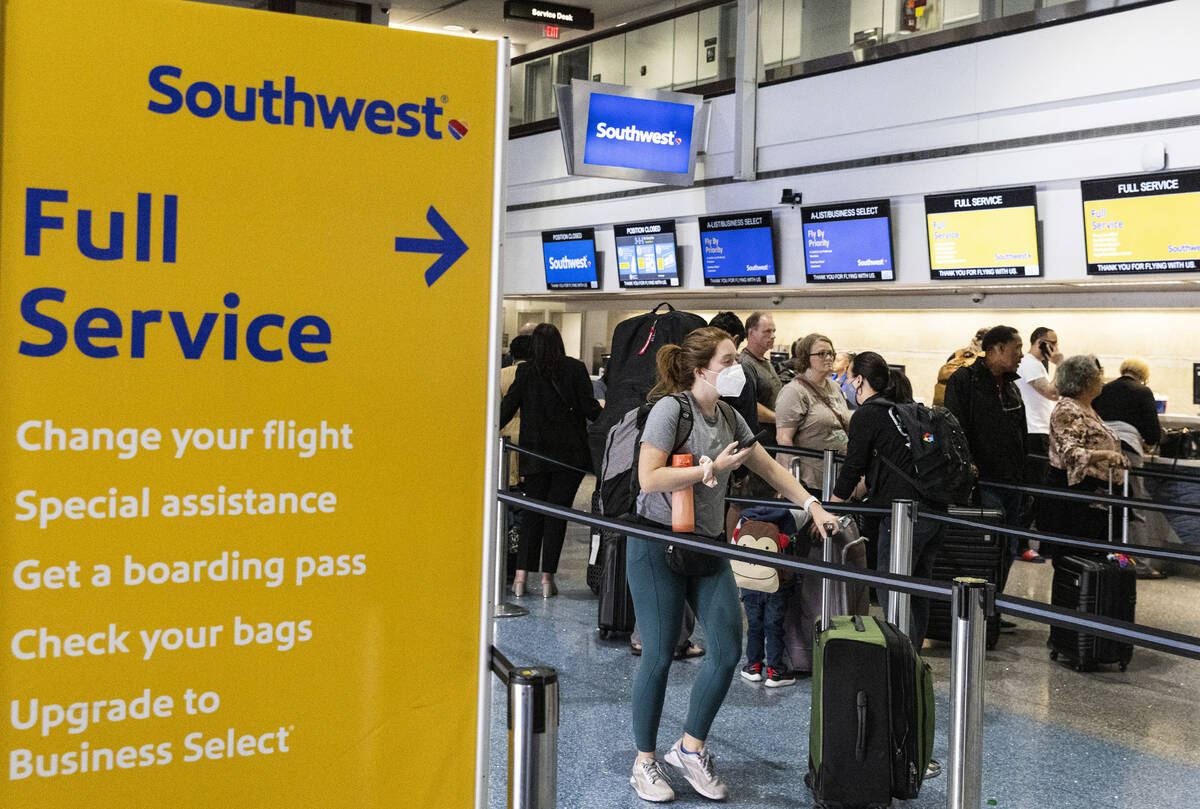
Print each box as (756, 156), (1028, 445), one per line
(547, 255), (591, 270)
(147, 65), (463, 140)
(594, 122), (682, 146)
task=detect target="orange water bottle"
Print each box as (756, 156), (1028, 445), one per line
(671, 454), (695, 532)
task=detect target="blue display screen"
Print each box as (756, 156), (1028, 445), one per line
(583, 92), (694, 175)
(802, 200), (895, 282)
(542, 228), (599, 290)
(699, 212), (777, 286)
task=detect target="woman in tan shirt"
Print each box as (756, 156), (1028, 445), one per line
(774, 333), (851, 490)
(774, 333), (858, 675)
(1042, 354), (1127, 557)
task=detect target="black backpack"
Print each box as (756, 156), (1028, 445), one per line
(878, 401), (977, 507)
(587, 303), (707, 473)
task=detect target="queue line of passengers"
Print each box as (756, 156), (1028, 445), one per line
(499, 314), (1163, 803)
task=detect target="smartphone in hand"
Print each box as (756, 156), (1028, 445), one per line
(735, 428), (771, 452)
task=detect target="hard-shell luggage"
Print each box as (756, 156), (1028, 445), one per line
(597, 533), (635, 639)
(1049, 554), (1136, 672)
(925, 506), (1004, 650)
(587, 303), (706, 473)
(782, 517), (870, 673)
(807, 614), (935, 809)
(586, 490), (607, 595)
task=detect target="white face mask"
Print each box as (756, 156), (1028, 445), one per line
(702, 363), (746, 397)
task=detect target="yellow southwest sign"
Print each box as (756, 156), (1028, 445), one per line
(0, 1), (502, 806)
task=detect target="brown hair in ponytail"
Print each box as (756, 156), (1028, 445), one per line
(648, 327), (733, 402)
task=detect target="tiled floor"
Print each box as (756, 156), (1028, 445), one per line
(487, 482), (1200, 808)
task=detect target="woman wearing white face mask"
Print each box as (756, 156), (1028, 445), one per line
(626, 327), (835, 804)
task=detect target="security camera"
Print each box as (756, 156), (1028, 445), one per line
(970, 291), (985, 304)
(770, 295), (783, 306)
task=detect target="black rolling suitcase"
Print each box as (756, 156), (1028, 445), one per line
(597, 532), (635, 639)
(807, 615), (934, 809)
(1049, 554), (1136, 672)
(586, 491), (605, 595)
(925, 506), (1004, 650)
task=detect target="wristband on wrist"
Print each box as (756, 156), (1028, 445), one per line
(801, 495), (819, 513)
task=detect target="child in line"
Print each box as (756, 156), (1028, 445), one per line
(736, 506), (799, 687)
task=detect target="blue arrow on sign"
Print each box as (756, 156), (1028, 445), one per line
(394, 206), (468, 287)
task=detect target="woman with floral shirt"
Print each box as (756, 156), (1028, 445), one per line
(1042, 354), (1127, 556)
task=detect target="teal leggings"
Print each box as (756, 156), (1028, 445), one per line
(626, 536), (743, 754)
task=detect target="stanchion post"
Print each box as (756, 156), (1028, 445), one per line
(820, 449), (837, 628)
(791, 453), (839, 630)
(948, 577), (992, 809)
(1122, 470), (1130, 545)
(494, 437), (529, 619)
(509, 666), (559, 809)
(887, 499), (915, 636)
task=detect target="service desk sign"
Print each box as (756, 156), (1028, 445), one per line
(0, 1), (506, 807)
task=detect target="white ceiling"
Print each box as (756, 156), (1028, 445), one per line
(384, 0), (691, 53)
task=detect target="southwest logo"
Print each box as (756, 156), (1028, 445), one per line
(594, 122), (682, 147)
(448, 119), (468, 140)
(547, 255), (590, 270)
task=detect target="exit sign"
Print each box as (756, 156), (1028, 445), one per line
(544, 24), (560, 38)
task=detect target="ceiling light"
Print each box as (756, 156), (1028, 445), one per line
(443, 24), (464, 31)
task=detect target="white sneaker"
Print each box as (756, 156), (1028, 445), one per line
(664, 739), (728, 800)
(630, 758), (675, 803)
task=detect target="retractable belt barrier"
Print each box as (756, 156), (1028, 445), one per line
(504, 443), (592, 477)
(1027, 451), (1200, 483)
(496, 441), (1200, 809)
(917, 507), (1200, 567)
(494, 489), (1200, 662)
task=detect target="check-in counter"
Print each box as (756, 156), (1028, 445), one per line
(1142, 454), (1200, 551)
(1160, 413), (1200, 431)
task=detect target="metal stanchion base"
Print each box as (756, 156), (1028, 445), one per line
(494, 602), (530, 618)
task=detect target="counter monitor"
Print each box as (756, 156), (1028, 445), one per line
(613, 219), (680, 288)
(698, 211), (778, 286)
(802, 199), (895, 282)
(924, 185), (1041, 280)
(1081, 169), (1200, 275)
(542, 227), (599, 290)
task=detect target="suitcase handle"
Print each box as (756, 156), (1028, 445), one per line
(855, 691), (868, 762)
(650, 302), (675, 313)
(852, 615), (865, 633)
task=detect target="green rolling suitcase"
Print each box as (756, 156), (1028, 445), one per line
(807, 614), (934, 808)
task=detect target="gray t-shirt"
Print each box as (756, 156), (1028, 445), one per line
(636, 391), (754, 537)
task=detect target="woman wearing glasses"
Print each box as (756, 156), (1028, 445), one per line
(774, 334), (857, 676)
(775, 334), (851, 490)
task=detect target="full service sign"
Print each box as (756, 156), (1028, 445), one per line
(925, 186), (1041, 280)
(1081, 169), (1200, 275)
(0, 2), (500, 807)
(802, 200), (894, 282)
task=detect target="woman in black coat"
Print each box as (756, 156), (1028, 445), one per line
(500, 323), (600, 597)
